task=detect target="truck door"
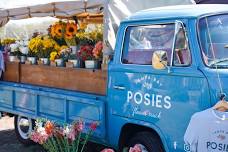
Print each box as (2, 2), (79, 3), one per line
(108, 20), (211, 151)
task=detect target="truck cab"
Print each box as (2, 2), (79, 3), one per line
(107, 4), (228, 152)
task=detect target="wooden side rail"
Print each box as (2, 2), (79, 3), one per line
(2, 62), (107, 95)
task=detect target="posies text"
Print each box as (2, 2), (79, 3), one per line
(127, 91), (172, 110)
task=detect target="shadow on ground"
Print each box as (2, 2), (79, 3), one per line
(0, 129), (44, 152)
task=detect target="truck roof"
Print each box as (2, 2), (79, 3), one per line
(126, 4), (228, 21)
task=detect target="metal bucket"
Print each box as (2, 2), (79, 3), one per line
(27, 57), (37, 65)
(55, 59), (64, 67)
(85, 60), (98, 69)
(40, 58), (50, 65)
(20, 56), (27, 64)
(9, 55), (17, 62)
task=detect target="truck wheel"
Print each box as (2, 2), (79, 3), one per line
(14, 115), (35, 145)
(127, 132), (164, 152)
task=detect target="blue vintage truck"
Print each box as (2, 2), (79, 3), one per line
(0, 4), (228, 152)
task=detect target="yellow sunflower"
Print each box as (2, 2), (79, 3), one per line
(66, 22), (77, 35)
(50, 25), (56, 37)
(65, 33), (73, 40)
(55, 23), (63, 38)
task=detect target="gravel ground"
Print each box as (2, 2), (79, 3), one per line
(0, 116), (104, 152)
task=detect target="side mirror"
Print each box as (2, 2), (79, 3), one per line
(152, 50), (168, 70)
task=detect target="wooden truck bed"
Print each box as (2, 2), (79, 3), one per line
(2, 62), (107, 95)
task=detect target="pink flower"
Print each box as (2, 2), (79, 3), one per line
(67, 129), (76, 141)
(30, 131), (40, 143)
(92, 41), (103, 59)
(39, 133), (49, 144)
(30, 131), (49, 145)
(100, 148), (115, 152)
(90, 122), (98, 131)
(129, 144), (142, 152)
(75, 120), (84, 132)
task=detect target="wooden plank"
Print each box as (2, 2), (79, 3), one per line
(2, 62), (20, 82)
(20, 64), (107, 95)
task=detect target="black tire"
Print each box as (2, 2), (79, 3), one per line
(14, 115), (35, 145)
(127, 132), (164, 152)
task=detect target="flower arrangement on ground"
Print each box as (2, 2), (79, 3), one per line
(30, 119), (98, 152)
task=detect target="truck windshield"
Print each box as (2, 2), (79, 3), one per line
(198, 14), (228, 68)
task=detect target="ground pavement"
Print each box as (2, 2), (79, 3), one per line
(0, 116), (44, 152)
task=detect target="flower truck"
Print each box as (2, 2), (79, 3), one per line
(0, 0), (228, 152)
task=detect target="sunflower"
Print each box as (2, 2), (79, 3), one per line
(55, 23), (63, 38)
(65, 33), (73, 40)
(50, 25), (56, 37)
(66, 22), (77, 35)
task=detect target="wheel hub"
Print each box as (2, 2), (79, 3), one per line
(17, 116), (33, 140)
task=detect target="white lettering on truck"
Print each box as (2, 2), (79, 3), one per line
(127, 91), (172, 109)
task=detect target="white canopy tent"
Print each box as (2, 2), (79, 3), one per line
(0, 0), (195, 52)
(0, 0), (104, 27)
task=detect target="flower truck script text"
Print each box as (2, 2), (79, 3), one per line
(127, 91), (172, 109)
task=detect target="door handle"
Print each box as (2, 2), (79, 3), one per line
(113, 85), (126, 90)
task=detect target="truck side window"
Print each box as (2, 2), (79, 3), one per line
(173, 26), (191, 66)
(122, 24), (175, 65)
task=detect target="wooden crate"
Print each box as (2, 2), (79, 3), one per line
(2, 61), (20, 82)
(20, 64), (107, 95)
